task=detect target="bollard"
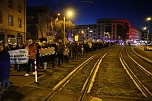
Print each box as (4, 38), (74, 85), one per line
(34, 59), (38, 83)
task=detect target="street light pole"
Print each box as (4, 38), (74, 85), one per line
(147, 29), (149, 45)
(63, 16), (65, 45)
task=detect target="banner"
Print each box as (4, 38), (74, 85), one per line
(8, 49), (29, 64)
(39, 47), (55, 56)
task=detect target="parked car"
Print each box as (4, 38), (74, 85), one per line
(144, 43), (152, 51)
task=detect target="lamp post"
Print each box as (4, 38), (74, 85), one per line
(145, 17), (152, 45)
(63, 16), (66, 45)
(57, 9), (75, 45)
(143, 27), (148, 45)
(63, 9), (74, 45)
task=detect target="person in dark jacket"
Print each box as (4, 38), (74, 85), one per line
(48, 42), (57, 68)
(57, 43), (64, 65)
(0, 42), (10, 94)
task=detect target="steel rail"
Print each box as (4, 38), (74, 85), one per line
(126, 48), (152, 78)
(43, 50), (105, 101)
(78, 52), (108, 101)
(119, 47), (152, 98)
(131, 47), (152, 64)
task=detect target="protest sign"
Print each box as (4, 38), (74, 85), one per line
(8, 49), (29, 64)
(39, 47), (55, 56)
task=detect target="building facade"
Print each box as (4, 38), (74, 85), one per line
(74, 18), (132, 42)
(74, 24), (97, 42)
(97, 18), (131, 42)
(27, 6), (55, 42)
(128, 27), (142, 43)
(0, 0), (26, 44)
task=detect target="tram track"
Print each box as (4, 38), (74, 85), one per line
(119, 46), (152, 99)
(131, 47), (152, 64)
(43, 48), (111, 101)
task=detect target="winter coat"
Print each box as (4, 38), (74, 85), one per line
(25, 44), (37, 60)
(0, 49), (10, 81)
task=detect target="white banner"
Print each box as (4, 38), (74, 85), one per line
(8, 49), (29, 64)
(39, 47), (55, 56)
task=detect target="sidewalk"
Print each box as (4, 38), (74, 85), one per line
(1, 66), (47, 95)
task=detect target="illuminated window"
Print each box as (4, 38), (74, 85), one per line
(18, 18), (22, 28)
(0, 11), (2, 23)
(8, 15), (13, 26)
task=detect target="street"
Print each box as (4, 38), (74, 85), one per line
(1, 45), (152, 101)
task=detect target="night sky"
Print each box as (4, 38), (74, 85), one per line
(26, 0), (152, 30)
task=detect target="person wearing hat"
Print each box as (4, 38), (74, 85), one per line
(0, 41), (10, 94)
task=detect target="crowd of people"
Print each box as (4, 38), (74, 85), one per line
(0, 39), (114, 95)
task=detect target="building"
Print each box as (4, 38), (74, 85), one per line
(97, 18), (131, 42)
(128, 27), (142, 44)
(74, 24), (97, 42)
(27, 6), (55, 42)
(74, 18), (133, 43)
(0, 0), (26, 44)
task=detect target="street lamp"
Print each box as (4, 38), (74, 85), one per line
(143, 27), (148, 43)
(63, 9), (75, 45)
(145, 17), (152, 45)
(57, 9), (75, 45)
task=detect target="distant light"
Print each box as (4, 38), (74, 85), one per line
(65, 8), (75, 18)
(87, 27), (89, 29)
(143, 27), (147, 30)
(134, 40), (137, 43)
(57, 13), (60, 16)
(75, 35), (79, 41)
(146, 17), (152, 21)
(81, 31), (84, 33)
(89, 30), (93, 32)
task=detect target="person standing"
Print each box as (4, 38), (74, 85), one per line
(57, 43), (64, 65)
(25, 39), (37, 77)
(48, 41), (57, 68)
(0, 41), (10, 94)
(63, 45), (69, 63)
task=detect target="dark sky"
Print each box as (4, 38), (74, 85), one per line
(26, 0), (152, 30)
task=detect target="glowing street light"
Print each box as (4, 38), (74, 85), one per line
(144, 17), (152, 44)
(146, 17), (151, 21)
(63, 9), (75, 45)
(143, 27), (147, 30)
(143, 26), (149, 44)
(57, 13), (60, 16)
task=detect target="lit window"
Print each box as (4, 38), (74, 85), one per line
(8, 0), (13, 9)
(18, 18), (22, 28)
(8, 15), (13, 26)
(0, 11), (2, 23)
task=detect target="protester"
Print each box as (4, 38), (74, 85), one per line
(25, 39), (37, 76)
(63, 45), (69, 63)
(40, 41), (48, 71)
(0, 41), (10, 94)
(57, 43), (64, 65)
(48, 41), (57, 68)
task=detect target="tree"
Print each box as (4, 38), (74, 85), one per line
(53, 19), (75, 43)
